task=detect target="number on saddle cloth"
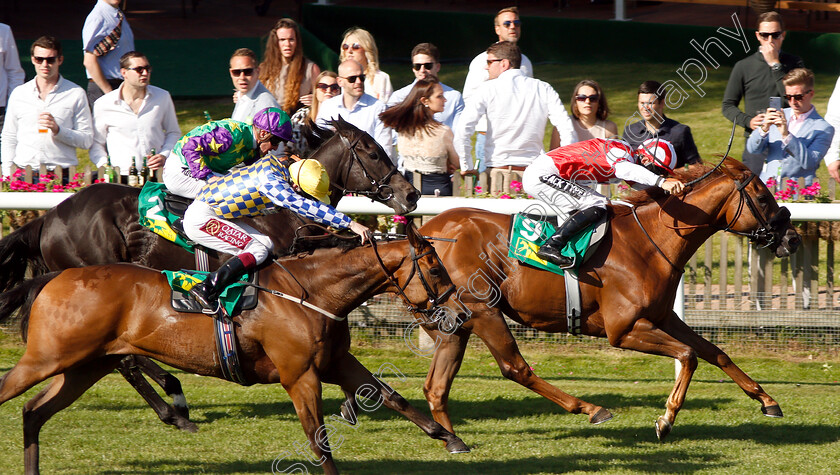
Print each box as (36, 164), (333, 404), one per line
(507, 212), (607, 275)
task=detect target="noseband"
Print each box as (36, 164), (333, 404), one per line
(370, 236), (456, 319)
(338, 133), (398, 202)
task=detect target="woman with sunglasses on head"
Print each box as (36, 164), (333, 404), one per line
(380, 77), (460, 196)
(260, 18), (320, 116)
(289, 71), (340, 158)
(339, 27), (392, 102)
(569, 79), (618, 142)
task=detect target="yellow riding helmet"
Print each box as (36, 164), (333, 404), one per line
(289, 159), (332, 204)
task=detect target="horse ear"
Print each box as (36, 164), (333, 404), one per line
(406, 220), (422, 249)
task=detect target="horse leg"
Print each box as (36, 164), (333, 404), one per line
(608, 316), (700, 441)
(116, 356), (197, 432)
(20, 357), (121, 475)
(337, 388), (358, 426)
(421, 327), (470, 434)
(658, 311), (781, 417)
(325, 352), (470, 454)
(472, 309), (613, 424)
(282, 369), (338, 475)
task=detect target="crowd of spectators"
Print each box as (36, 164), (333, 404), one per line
(1, 4), (838, 194)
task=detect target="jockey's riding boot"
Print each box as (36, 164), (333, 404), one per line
(537, 207), (606, 269)
(190, 255), (254, 314)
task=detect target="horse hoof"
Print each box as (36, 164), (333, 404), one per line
(762, 404), (783, 418)
(446, 437), (470, 454)
(589, 407), (613, 425)
(178, 420), (199, 433)
(339, 402), (357, 426)
(655, 416), (672, 441)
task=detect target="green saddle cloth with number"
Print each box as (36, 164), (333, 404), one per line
(138, 181), (195, 252)
(162, 270), (251, 315)
(508, 213), (596, 276)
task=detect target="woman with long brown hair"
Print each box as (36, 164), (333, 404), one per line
(569, 79), (618, 141)
(380, 78), (460, 195)
(260, 18), (320, 115)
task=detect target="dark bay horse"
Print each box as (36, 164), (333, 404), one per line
(414, 158), (800, 440)
(0, 225), (468, 475)
(0, 118), (417, 432)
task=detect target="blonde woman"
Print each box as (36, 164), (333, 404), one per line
(260, 18), (320, 115)
(339, 27), (393, 102)
(289, 71), (339, 157)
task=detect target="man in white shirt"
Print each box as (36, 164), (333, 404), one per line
(462, 6), (534, 172)
(229, 48), (280, 124)
(91, 51), (180, 179)
(823, 74), (840, 183)
(1, 36), (93, 178)
(1, 23), (25, 161)
(83, 0), (135, 107)
(387, 43), (463, 129)
(455, 42), (575, 173)
(316, 59), (393, 163)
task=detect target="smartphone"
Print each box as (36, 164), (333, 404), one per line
(768, 96), (782, 111)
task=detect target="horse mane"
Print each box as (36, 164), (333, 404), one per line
(276, 228), (363, 258)
(301, 117), (366, 155)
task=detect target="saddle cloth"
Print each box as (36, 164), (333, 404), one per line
(162, 269), (259, 315)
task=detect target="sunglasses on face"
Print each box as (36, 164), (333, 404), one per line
(413, 62), (435, 71)
(126, 65), (152, 74)
(486, 58), (504, 66)
(575, 94), (600, 102)
(316, 82), (341, 93)
(230, 68), (254, 77)
(33, 56), (58, 64)
(341, 74), (366, 84)
(784, 90), (812, 101)
(758, 31), (783, 39)
(501, 20), (521, 28)
(342, 42), (363, 51)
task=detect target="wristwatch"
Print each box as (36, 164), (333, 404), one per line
(771, 62), (782, 72)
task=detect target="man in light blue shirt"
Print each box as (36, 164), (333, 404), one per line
(82, 0), (135, 106)
(387, 43), (463, 130)
(229, 48), (280, 124)
(316, 59), (393, 163)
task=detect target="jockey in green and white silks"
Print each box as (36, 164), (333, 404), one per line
(162, 107), (293, 198)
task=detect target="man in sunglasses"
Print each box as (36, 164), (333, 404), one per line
(1, 36), (92, 179)
(90, 51), (180, 183)
(316, 59), (393, 162)
(387, 43), (464, 129)
(163, 107), (293, 199)
(746, 68), (833, 186)
(722, 11), (804, 174)
(623, 80), (701, 169)
(229, 48), (280, 124)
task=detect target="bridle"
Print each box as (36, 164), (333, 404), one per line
(337, 132), (398, 202)
(718, 171), (789, 250)
(369, 235), (456, 320)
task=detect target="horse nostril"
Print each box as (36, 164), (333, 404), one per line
(406, 191), (419, 204)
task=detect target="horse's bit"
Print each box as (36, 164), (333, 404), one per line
(338, 133), (398, 202)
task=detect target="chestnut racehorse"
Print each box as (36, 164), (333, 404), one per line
(0, 225), (468, 475)
(0, 119), (417, 432)
(415, 158), (800, 440)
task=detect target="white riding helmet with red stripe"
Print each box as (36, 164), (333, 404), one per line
(636, 138), (677, 174)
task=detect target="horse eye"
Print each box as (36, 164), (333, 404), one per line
(429, 267), (441, 277)
(757, 194), (770, 205)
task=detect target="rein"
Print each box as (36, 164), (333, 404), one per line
(337, 132), (398, 202)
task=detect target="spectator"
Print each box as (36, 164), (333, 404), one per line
(1, 36), (92, 178)
(455, 42), (575, 175)
(230, 48), (280, 124)
(568, 79), (618, 143)
(91, 51), (180, 180)
(339, 27), (392, 102)
(462, 6), (534, 172)
(387, 43), (463, 130)
(747, 68), (833, 186)
(623, 80), (701, 168)
(289, 71), (339, 158)
(722, 11), (804, 174)
(1, 23), (25, 160)
(380, 77), (460, 196)
(82, 0), (135, 107)
(824, 75), (840, 183)
(316, 60), (393, 162)
(260, 18), (320, 115)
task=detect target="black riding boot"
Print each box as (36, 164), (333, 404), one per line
(190, 256), (251, 313)
(537, 207), (606, 269)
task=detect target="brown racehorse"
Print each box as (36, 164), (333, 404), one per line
(0, 118), (417, 433)
(0, 224), (468, 475)
(412, 158), (800, 441)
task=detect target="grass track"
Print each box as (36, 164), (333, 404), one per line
(0, 338), (838, 474)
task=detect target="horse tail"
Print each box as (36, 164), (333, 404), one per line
(0, 217), (48, 292)
(0, 272), (60, 342)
